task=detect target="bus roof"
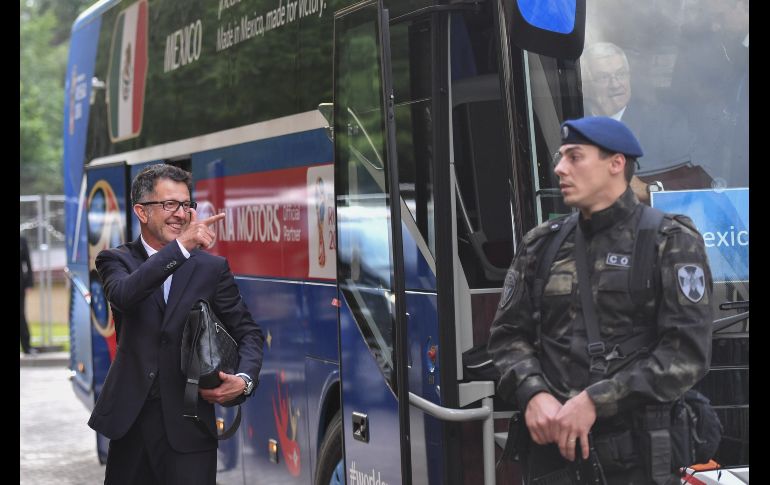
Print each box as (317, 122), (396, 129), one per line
(72, 0), (121, 33)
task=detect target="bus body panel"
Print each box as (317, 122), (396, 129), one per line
(338, 292), (403, 485)
(224, 277), (339, 483)
(69, 261), (94, 409)
(65, 11), (102, 411)
(84, 164), (127, 394)
(304, 358), (342, 478)
(405, 292), (443, 484)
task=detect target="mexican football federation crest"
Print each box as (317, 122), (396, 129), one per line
(677, 264), (706, 303)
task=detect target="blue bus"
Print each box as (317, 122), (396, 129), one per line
(63, 0), (748, 483)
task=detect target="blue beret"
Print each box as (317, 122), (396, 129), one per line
(560, 116), (643, 158)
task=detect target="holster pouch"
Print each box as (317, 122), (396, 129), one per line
(669, 402), (692, 469)
(634, 405), (672, 485)
(523, 440), (606, 485)
(498, 411), (530, 466)
(530, 469), (574, 485)
(592, 429), (637, 473)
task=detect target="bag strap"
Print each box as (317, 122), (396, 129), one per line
(574, 206), (665, 384)
(532, 214), (579, 321)
(629, 205), (665, 307)
(183, 304), (242, 441)
(573, 223), (609, 384)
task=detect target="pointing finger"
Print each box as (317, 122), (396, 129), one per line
(200, 212), (226, 227)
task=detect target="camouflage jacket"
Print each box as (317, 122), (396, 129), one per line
(488, 187), (713, 417)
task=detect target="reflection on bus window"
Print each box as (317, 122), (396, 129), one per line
(579, 0), (749, 467)
(450, 8), (517, 286)
(581, 42), (695, 179)
(582, 0), (748, 191)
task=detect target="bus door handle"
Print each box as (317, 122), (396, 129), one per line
(351, 412), (369, 443)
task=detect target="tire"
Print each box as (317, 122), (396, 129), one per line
(314, 410), (344, 485)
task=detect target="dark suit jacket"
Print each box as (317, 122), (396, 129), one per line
(20, 236), (33, 292)
(88, 238), (264, 452)
(620, 100), (696, 175)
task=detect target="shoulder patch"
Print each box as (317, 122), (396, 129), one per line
(499, 269), (517, 308)
(676, 263), (706, 303)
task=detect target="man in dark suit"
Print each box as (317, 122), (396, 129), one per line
(20, 234), (35, 355)
(581, 42), (697, 203)
(88, 164), (264, 484)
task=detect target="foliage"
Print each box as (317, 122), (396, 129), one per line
(20, 0), (91, 195)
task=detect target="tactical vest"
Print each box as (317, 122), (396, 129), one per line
(530, 205), (666, 379)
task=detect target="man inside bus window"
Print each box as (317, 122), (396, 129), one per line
(581, 42), (696, 203)
(488, 117), (713, 484)
(88, 165), (264, 484)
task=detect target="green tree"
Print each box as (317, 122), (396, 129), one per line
(20, 0), (91, 195)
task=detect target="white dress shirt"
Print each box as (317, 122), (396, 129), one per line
(140, 236), (190, 303)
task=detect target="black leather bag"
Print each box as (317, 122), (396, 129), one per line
(181, 299), (243, 440)
(181, 299), (240, 389)
(670, 389), (723, 468)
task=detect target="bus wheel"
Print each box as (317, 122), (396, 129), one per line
(315, 410), (343, 485)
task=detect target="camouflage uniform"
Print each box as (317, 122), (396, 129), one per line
(488, 187), (713, 484)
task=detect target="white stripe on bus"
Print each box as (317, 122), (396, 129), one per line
(88, 110), (328, 166)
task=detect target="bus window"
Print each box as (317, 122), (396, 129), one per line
(391, 19), (436, 258)
(581, 0), (748, 192)
(579, 0), (750, 466)
(335, 10), (395, 384)
(450, 8), (515, 287)
(523, 53), (581, 223)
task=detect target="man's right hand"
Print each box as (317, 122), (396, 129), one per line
(178, 209), (226, 252)
(524, 391), (563, 445)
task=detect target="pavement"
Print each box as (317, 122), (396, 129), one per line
(19, 351), (70, 368)
(20, 351), (106, 484)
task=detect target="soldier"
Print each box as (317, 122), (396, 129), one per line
(488, 116), (713, 484)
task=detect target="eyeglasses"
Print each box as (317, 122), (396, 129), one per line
(592, 70), (630, 86)
(138, 200), (197, 212)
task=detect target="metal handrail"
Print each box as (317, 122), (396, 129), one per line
(713, 311), (749, 333)
(64, 266), (91, 304)
(408, 392), (490, 421)
(409, 392), (495, 485)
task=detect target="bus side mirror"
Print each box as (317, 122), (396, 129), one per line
(508, 0), (585, 60)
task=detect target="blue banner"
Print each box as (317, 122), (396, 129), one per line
(652, 188), (749, 283)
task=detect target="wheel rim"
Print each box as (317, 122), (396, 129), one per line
(329, 459), (344, 485)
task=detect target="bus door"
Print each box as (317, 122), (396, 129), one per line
(334, 1), (413, 483)
(83, 161), (131, 461)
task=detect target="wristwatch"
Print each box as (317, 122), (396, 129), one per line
(236, 373), (255, 396)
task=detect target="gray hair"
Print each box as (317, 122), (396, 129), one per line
(581, 42), (630, 75)
(131, 164), (193, 205)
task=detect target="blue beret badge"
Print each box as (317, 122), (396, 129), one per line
(677, 264), (706, 303)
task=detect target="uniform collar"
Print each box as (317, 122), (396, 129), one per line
(579, 186), (638, 236)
